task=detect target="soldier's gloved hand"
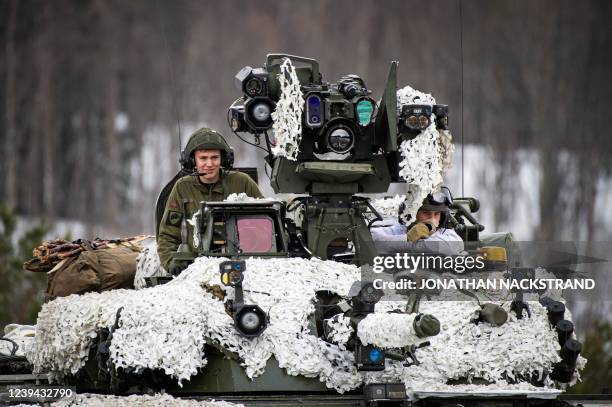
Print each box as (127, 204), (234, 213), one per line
(407, 222), (431, 242)
(421, 219), (438, 234)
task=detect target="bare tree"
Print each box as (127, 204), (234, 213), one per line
(3, 0), (18, 209)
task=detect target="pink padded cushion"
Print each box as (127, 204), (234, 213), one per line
(237, 217), (273, 252)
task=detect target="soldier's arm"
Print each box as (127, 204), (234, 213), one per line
(420, 229), (465, 255)
(370, 221), (407, 241)
(244, 174), (264, 198)
(378, 237), (463, 256)
(157, 183), (184, 271)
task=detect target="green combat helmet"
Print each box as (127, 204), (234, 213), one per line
(181, 127), (234, 170)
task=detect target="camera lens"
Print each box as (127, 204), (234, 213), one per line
(343, 84), (358, 98)
(229, 270), (242, 285)
(234, 305), (267, 337)
(244, 98), (274, 130)
(245, 78), (263, 96)
(360, 283), (383, 303)
(252, 102), (271, 122)
(418, 115), (430, 129)
(328, 127), (354, 153)
(406, 115), (418, 129)
(239, 311), (261, 331)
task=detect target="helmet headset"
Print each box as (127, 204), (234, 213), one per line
(399, 186), (453, 228)
(180, 128), (235, 171)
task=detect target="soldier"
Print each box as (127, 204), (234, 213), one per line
(371, 187), (464, 255)
(157, 128), (263, 272)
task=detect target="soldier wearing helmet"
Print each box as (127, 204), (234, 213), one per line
(157, 128), (263, 272)
(371, 187), (464, 255)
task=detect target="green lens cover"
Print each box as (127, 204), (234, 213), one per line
(356, 99), (374, 126)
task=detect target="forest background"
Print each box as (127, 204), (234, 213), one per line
(0, 0), (611, 393)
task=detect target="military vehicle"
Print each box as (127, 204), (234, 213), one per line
(0, 54), (587, 407)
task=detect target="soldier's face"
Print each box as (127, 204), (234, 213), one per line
(194, 149), (221, 184)
(416, 210), (441, 224)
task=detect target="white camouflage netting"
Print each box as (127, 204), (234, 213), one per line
(134, 237), (168, 289)
(324, 314), (353, 345)
(271, 58), (303, 160)
(370, 194), (404, 219)
(366, 300), (584, 393)
(0, 324), (35, 357)
(51, 393), (243, 407)
(223, 192), (270, 203)
(357, 313), (422, 348)
(396, 85), (455, 224)
(28, 253), (581, 394)
(29, 257), (362, 391)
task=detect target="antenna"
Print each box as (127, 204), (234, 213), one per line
(156, 0), (183, 164)
(459, 0), (465, 197)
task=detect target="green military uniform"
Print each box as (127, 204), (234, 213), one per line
(157, 169), (263, 271)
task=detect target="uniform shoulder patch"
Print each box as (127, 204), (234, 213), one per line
(166, 210), (183, 226)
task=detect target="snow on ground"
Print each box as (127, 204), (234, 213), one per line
(52, 393), (243, 407)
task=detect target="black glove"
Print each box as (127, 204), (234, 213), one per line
(169, 261), (188, 276)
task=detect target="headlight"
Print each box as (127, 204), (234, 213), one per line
(404, 114), (430, 130)
(418, 115), (430, 129)
(400, 105), (433, 132)
(234, 305), (268, 337)
(406, 115), (418, 129)
(239, 310), (261, 330)
(251, 102), (271, 122)
(244, 97), (275, 131)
